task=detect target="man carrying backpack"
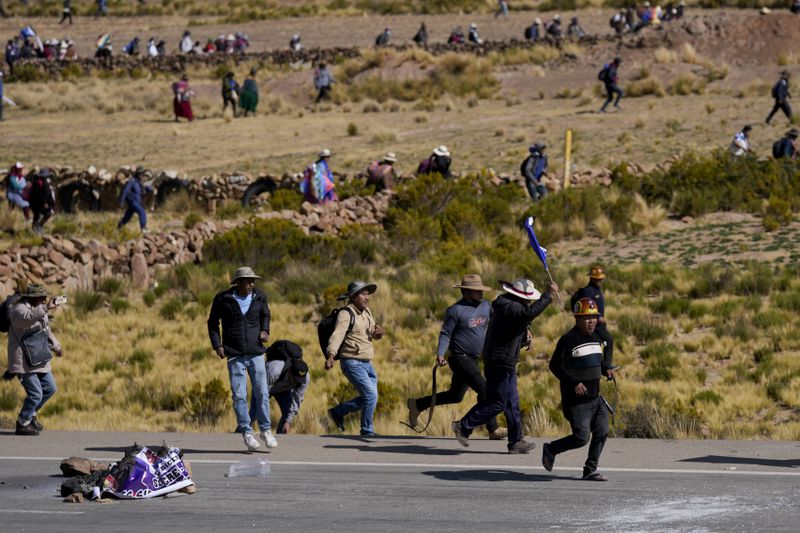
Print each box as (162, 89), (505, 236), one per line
(375, 28), (391, 47)
(412, 23), (428, 48)
(117, 166), (148, 234)
(326, 280), (385, 437)
(406, 274), (508, 440)
(599, 56), (623, 113)
(221, 71), (240, 118)
(766, 71), (793, 125)
(366, 153), (397, 192)
(521, 143), (548, 202)
(207, 267), (278, 452)
(773, 129), (798, 160)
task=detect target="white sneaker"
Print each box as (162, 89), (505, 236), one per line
(260, 430), (278, 449)
(243, 432), (261, 451)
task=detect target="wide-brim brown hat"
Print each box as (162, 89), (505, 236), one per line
(338, 280), (377, 300)
(500, 278), (541, 301)
(453, 274), (492, 291)
(230, 266), (262, 284)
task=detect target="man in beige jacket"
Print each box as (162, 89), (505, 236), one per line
(325, 280), (385, 437)
(5, 284), (64, 436)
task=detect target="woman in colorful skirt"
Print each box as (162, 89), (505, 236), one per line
(240, 69), (259, 117)
(172, 74), (194, 122)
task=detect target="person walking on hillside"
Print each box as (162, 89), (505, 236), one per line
(301, 149), (337, 204)
(567, 17), (586, 40)
(6, 284), (65, 436)
(599, 56), (623, 113)
(172, 74), (194, 122)
(29, 169), (55, 235)
(4, 162), (30, 219)
(468, 23), (482, 45)
(453, 278), (558, 453)
(326, 280), (386, 437)
(728, 125), (753, 156)
(179, 30), (193, 54)
(366, 152), (398, 192)
(417, 146), (452, 178)
(413, 22), (428, 48)
(766, 71), (793, 125)
(542, 297), (616, 481)
(221, 71), (240, 117)
(117, 166), (148, 234)
(290, 34), (303, 52)
(95, 0), (108, 17)
(240, 68), (259, 117)
(375, 28), (391, 47)
(570, 266), (613, 363)
(773, 129), (798, 159)
(521, 143), (548, 202)
(314, 62), (335, 103)
(59, 0), (73, 25)
(207, 267), (278, 452)
(495, 0), (509, 18)
(406, 274), (508, 440)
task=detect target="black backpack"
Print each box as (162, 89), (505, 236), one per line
(524, 26), (533, 40)
(520, 155), (533, 177)
(772, 81), (780, 99)
(772, 138), (784, 159)
(317, 307), (355, 360)
(265, 340), (303, 362)
(598, 65), (610, 82)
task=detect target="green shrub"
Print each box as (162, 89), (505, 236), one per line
(618, 315), (670, 344)
(641, 342), (679, 381)
(614, 401), (699, 438)
(184, 212), (203, 229)
(183, 378), (229, 426)
(689, 264), (736, 298)
(128, 349), (154, 375)
(774, 291), (800, 313)
(93, 359), (115, 373)
(650, 296), (690, 318)
(99, 277), (125, 296)
(691, 389), (723, 405)
(111, 298), (131, 314)
(763, 196), (793, 231)
(269, 189), (303, 211)
(346, 123), (359, 136)
(72, 290), (105, 315)
(159, 298), (186, 320)
(143, 290), (157, 307)
(734, 264), (774, 295)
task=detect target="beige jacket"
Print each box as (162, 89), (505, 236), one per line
(326, 303), (377, 361)
(6, 298), (61, 374)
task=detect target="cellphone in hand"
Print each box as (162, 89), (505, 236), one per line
(54, 295), (68, 306)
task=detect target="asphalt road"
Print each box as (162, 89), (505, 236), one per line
(1, 431), (799, 532)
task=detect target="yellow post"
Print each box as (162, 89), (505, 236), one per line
(563, 129), (572, 189)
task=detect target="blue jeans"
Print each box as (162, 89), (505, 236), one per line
(227, 355), (270, 434)
(525, 179), (547, 202)
(7, 191), (29, 210)
(18, 372), (57, 425)
(273, 391), (293, 433)
(601, 83), (624, 111)
(332, 358), (378, 434)
(118, 201), (147, 230)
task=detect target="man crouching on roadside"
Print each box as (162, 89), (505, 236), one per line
(542, 297), (615, 481)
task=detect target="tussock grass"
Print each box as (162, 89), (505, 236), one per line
(654, 47), (678, 64)
(625, 77), (666, 98)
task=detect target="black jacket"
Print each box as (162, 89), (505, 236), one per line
(570, 281), (605, 316)
(482, 292), (552, 369)
(207, 287), (270, 358)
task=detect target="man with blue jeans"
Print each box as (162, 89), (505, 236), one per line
(326, 280), (385, 437)
(208, 266), (277, 451)
(117, 167), (148, 234)
(521, 143), (548, 202)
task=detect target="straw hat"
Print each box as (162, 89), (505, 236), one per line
(319, 148), (332, 158)
(383, 152), (397, 163)
(230, 266), (262, 284)
(452, 274), (492, 292)
(432, 145), (450, 157)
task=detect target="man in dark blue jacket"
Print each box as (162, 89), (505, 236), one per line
(208, 267), (277, 452)
(570, 266), (613, 362)
(117, 167), (148, 233)
(766, 70), (793, 125)
(521, 143), (548, 202)
(543, 297), (615, 481)
(600, 56), (623, 113)
(453, 278), (558, 453)
(773, 129), (798, 159)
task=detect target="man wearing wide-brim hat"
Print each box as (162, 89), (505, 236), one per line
(417, 145), (452, 178)
(6, 283), (65, 436)
(208, 266), (277, 451)
(406, 274), (507, 440)
(453, 277), (558, 453)
(570, 265), (613, 362)
(543, 297), (616, 481)
(326, 280), (385, 437)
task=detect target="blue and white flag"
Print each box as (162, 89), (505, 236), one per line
(524, 216), (548, 271)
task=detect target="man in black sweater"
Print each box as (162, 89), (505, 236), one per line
(766, 70), (793, 125)
(453, 278), (558, 453)
(543, 297), (615, 481)
(570, 266), (613, 362)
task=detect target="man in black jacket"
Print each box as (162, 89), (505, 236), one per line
(570, 266), (613, 362)
(453, 278), (558, 453)
(208, 266), (277, 452)
(542, 297), (615, 481)
(766, 70), (793, 125)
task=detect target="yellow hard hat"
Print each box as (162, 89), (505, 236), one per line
(589, 265), (606, 280)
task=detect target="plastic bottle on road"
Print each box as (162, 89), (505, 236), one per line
(227, 458), (271, 478)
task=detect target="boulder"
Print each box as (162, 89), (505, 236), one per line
(130, 253), (149, 289)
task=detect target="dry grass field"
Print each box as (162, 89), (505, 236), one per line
(2, 8), (799, 440)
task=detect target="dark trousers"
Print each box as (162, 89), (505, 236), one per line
(315, 85), (331, 103)
(223, 96), (238, 116)
(766, 100), (793, 124)
(31, 206), (52, 231)
(415, 354), (498, 433)
(460, 365), (521, 447)
(525, 178), (547, 202)
(250, 391), (293, 433)
(595, 323), (613, 361)
(601, 83), (623, 111)
(549, 397), (609, 475)
(59, 13), (73, 25)
(118, 201), (147, 229)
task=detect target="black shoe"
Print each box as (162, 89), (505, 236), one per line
(31, 416), (43, 432)
(15, 422), (39, 436)
(328, 408), (345, 431)
(360, 431), (379, 437)
(542, 443), (555, 472)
